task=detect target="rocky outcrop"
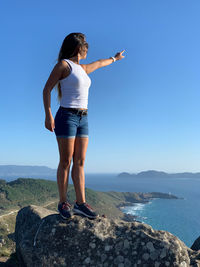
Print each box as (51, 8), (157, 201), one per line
(15, 205), (200, 267)
(191, 237), (200, 252)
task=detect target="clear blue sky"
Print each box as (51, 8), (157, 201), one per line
(1, 0), (200, 173)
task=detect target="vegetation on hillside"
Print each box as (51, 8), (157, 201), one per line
(0, 178), (60, 213)
(0, 177), (178, 263)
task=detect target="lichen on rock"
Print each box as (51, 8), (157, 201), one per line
(15, 205), (200, 267)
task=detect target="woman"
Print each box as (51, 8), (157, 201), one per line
(43, 32), (125, 220)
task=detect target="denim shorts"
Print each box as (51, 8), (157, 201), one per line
(54, 106), (89, 138)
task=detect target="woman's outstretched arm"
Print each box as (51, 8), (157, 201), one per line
(82, 50), (125, 74)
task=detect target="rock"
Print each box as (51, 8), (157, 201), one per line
(191, 236), (200, 251)
(15, 205), (200, 267)
(146, 241), (155, 252)
(123, 239), (130, 249)
(104, 245), (110, 251)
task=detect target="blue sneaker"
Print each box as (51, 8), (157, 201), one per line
(73, 202), (99, 219)
(57, 201), (73, 219)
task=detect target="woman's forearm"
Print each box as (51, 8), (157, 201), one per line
(43, 89), (52, 117)
(99, 57), (115, 68)
(99, 50), (125, 68)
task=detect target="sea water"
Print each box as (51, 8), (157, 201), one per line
(68, 173), (200, 248)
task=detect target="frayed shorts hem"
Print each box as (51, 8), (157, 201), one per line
(56, 135), (88, 138)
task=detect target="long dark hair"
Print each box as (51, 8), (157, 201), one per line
(56, 33), (89, 101)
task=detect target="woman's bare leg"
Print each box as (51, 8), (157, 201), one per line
(71, 137), (89, 204)
(56, 137), (75, 203)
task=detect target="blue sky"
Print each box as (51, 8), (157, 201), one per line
(1, 0), (200, 173)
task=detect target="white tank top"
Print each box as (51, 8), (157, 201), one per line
(59, 59), (92, 109)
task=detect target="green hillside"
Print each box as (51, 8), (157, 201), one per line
(0, 178), (60, 213)
(0, 177), (178, 263)
(0, 178), (135, 218)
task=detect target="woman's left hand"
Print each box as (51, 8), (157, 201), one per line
(114, 50), (125, 61)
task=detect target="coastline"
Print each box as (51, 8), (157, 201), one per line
(116, 193), (181, 223)
(116, 199), (151, 223)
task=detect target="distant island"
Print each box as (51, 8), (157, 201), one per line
(1, 165), (200, 181)
(0, 165), (57, 181)
(118, 170), (200, 179)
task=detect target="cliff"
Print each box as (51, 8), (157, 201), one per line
(15, 205), (200, 267)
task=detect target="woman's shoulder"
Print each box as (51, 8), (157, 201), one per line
(58, 59), (72, 71)
(80, 64), (87, 72)
(60, 59), (70, 66)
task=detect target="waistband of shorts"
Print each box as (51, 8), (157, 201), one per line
(60, 106), (88, 115)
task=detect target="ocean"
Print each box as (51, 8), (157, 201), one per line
(67, 173), (200, 248)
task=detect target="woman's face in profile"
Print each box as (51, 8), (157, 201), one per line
(80, 42), (88, 59)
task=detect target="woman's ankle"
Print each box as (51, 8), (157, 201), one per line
(76, 201), (86, 205)
(59, 200), (67, 204)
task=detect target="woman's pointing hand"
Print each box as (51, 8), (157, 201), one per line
(114, 50), (125, 61)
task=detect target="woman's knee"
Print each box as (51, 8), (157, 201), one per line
(73, 158), (85, 167)
(59, 158), (72, 169)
